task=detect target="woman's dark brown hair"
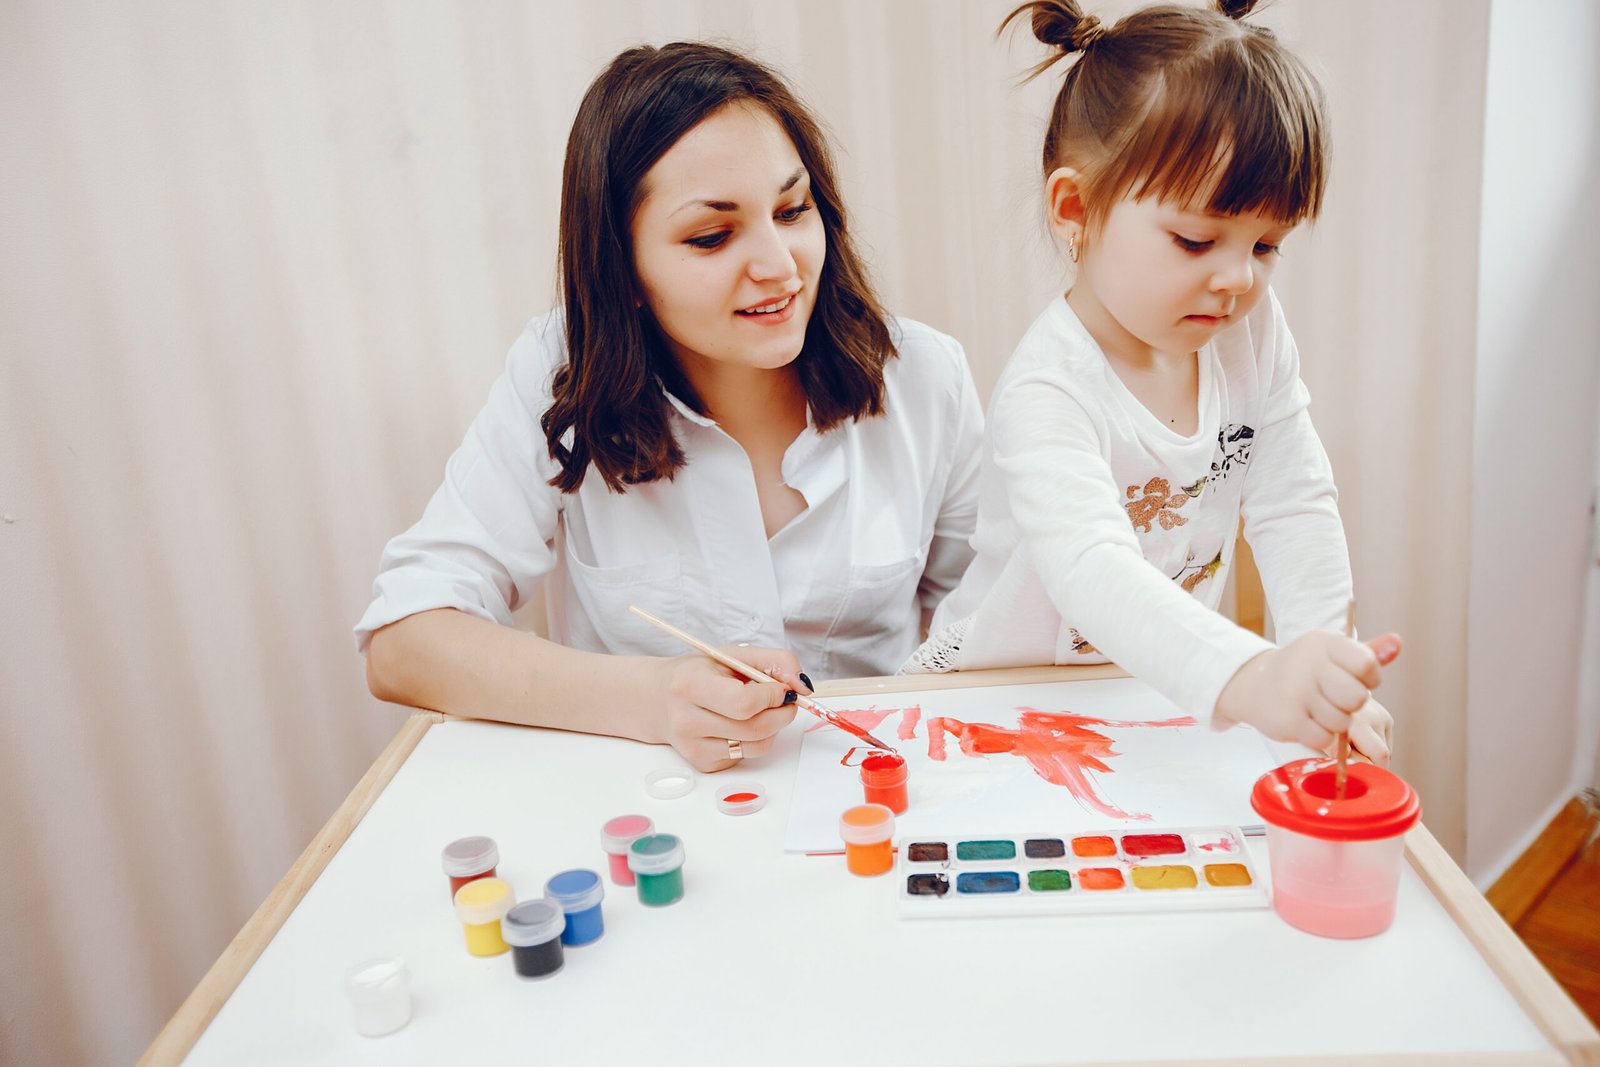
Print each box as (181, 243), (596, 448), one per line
(1001, 0), (1329, 233)
(543, 42), (894, 493)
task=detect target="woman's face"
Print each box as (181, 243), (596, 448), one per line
(630, 103), (825, 380)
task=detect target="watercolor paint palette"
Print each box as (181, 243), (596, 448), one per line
(896, 827), (1269, 918)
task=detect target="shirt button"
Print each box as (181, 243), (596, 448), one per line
(747, 614), (763, 631)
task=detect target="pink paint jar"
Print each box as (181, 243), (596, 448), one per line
(601, 815), (654, 886)
(860, 753), (908, 814)
(1251, 758), (1421, 939)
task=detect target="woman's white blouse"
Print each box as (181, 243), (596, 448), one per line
(355, 312), (983, 680)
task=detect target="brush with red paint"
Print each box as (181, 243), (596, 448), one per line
(627, 604), (895, 752)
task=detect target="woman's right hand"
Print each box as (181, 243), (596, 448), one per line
(653, 647), (805, 772)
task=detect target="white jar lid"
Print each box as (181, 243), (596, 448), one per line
(627, 833), (686, 875)
(441, 835), (499, 878)
(502, 898), (565, 946)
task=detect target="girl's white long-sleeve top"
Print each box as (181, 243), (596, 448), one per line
(356, 311), (984, 681)
(908, 291), (1352, 720)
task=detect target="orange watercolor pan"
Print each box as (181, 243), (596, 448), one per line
(896, 826), (1269, 918)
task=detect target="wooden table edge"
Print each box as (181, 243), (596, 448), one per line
(138, 709), (444, 1067)
(1405, 824), (1600, 1066)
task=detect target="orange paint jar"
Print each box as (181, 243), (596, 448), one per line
(839, 804), (895, 877)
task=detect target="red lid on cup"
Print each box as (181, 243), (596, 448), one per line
(860, 752), (907, 788)
(1250, 758), (1421, 841)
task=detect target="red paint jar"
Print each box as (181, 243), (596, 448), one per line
(441, 836), (499, 901)
(860, 753), (908, 814)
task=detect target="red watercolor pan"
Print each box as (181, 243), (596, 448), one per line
(895, 827), (1268, 918)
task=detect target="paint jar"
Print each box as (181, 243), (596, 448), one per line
(628, 833), (686, 907)
(859, 752), (909, 814)
(454, 877), (515, 956)
(1251, 758), (1421, 939)
(601, 814), (654, 886)
(545, 869), (606, 946)
(839, 803), (896, 876)
(346, 956), (411, 1037)
(501, 898), (566, 980)
(441, 835), (499, 901)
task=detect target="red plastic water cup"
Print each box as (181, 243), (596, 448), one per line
(1251, 758), (1421, 938)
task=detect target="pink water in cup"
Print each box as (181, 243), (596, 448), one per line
(1250, 758), (1421, 939)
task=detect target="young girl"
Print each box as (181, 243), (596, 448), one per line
(358, 43), (983, 772)
(908, 0), (1398, 761)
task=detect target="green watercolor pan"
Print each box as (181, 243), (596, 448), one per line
(896, 827), (1269, 918)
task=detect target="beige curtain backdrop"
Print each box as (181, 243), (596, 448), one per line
(0, 1), (1514, 1063)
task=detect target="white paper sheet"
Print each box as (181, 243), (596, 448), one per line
(784, 676), (1284, 853)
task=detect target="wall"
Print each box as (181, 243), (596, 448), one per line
(1465, 0), (1600, 886)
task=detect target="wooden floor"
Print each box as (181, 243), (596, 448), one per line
(1488, 794), (1600, 1027)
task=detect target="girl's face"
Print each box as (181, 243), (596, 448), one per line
(1076, 195), (1293, 361)
(631, 103), (825, 382)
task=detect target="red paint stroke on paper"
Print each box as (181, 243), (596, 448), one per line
(805, 705), (922, 742)
(924, 708), (1197, 821)
(814, 703), (1197, 821)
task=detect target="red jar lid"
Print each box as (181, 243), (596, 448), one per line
(860, 753), (907, 787)
(1250, 758), (1421, 841)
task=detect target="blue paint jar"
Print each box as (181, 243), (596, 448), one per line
(544, 868), (605, 946)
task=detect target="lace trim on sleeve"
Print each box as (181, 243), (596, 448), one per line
(900, 615), (973, 674)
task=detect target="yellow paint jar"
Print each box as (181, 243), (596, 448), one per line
(453, 877), (514, 956)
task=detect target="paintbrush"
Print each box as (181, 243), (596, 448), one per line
(627, 604), (896, 752)
(1335, 598), (1356, 800)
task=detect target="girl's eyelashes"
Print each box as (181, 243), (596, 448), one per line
(681, 202), (813, 251)
(1170, 233), (1285, 257)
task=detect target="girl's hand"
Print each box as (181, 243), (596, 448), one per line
(1216, 631), (1401, 750)
(1334, 697), (1394, 767)
(653, 646), (805, 772)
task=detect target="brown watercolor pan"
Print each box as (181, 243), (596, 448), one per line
(896, 826), (1269, 919)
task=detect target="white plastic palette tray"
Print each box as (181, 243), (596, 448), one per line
(897, 826), (1270, 917)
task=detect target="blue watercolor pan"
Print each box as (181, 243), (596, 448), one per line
(895, 826), (1270, 919)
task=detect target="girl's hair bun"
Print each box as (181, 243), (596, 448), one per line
(1216, 0), (1261, 19)
(1014, 1), (1104, 55)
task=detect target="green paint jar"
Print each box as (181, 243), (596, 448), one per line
(627, 833), (686, 907)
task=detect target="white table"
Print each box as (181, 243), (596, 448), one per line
(144, 668), (1600, 1066)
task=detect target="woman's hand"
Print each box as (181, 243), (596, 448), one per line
(1216, 631), (1401, 750)
(653, 646), (806, 772)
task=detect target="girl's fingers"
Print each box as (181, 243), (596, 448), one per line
(1305, 691), (1353, 736)
(1350, 717), (1390, 766)
(1366, 633), (1402, 668)
(1328, 637), (1383, 690)
(1298, 719), (1335, 752)
(1316, 664), (1370, 715)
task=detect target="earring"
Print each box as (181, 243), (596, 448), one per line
(1068, 230), (1079, 263)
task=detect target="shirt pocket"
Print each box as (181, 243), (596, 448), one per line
(803, 555), (924, 677)
(561, 538), (688, 657)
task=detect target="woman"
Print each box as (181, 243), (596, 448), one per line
(358, 42), (981, 772)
